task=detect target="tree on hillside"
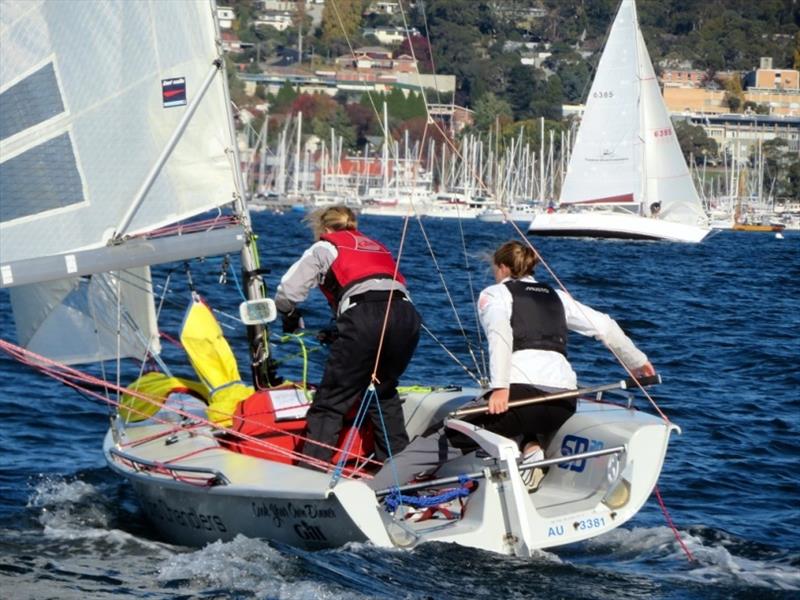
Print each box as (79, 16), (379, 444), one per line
(268, 83), (299, 113)
(722, 76), (745, 112)
(291, 93), (338, 122)
(460, 53), (518, 105)
(417, 0), (493, 104)
(319, 0), (362, 55)
(224, 55), (248, 107)
(366, 89), (428, 124)
(390, 116), (450, 159)
(472, 92), (513, 132)
(762, 138), (800, 200)
(344, 103), (379, 146)
(398, 37), (434, 74)
(556, 61), (591, 103)
(673, 120), (718, 165)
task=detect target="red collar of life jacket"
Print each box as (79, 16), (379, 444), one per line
(319, 229), (406, 309)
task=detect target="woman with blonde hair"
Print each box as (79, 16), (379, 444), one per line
(464, 240), (655, 489)
(274, 206), (421, 465)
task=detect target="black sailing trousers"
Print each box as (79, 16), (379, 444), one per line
(447, 384), (577, 452)
(302, 295), (421, 464)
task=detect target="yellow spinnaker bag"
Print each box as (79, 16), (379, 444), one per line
(180, 298), (254, 426)
(120, 372), (208, 423)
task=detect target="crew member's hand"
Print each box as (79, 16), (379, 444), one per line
(487, 388), (510, 414)
(281, 308), (303, 334)
(632, 361), (656, 379)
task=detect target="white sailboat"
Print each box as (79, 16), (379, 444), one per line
(528, 0), (710, 243)
(1, 0), (678, 557)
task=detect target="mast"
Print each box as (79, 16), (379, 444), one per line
(539, 117), (545, 206)
(257, 112), (269, 195)
(293, 111), (302, 197)
(214, 6), (274, 389)
(632, 0), (646, 215)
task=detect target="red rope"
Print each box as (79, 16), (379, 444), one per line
(654, 485), (696, 563)
(0, 338), (376, 477)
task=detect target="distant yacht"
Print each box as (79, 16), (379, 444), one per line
(528, 0), (710, 243)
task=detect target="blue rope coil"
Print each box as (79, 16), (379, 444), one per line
(384, 475), (474, 513)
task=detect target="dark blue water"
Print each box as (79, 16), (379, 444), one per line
(1, 213), (798, 599)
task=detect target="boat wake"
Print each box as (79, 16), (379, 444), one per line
(26, 474), (171, 551)
(582, 526), (800, 592)
(9, 476), (800, 599)
(158, 536), (365, 599)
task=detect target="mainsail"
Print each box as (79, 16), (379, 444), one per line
(559, 0), (707, 227)
(0, 0), (245, 364)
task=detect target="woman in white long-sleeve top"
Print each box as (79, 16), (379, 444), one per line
(456, 240), (656, 487)
(371, 240), (655, 492)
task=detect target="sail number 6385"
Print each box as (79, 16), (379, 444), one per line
(592, 91), (614, 98)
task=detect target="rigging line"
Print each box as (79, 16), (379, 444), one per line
(312, 6), (483, 382)
(370, 212), (412, 382)
(228, 258), (247, 300)
(417, 0), (443, 105)
(393, 0), (435, 155)
(277, 333), (312, 401)
(0, 337), (374, 474)
(115, 271), (123, 407)
(327, 0), (429, 188)
(369, 384), (405, 496)
(654, 485), (696, 564)
(456, 212), (488, 381)
(92, 273), (173, 377)
(505, 217), (670, 423)
(328, 0), (464, 223)
(420, 323), (481, 386)
(328, 0), (392, 153)
(411, 213), (484, 378)
(331, 384), (375, 486)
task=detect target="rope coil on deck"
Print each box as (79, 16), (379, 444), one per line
(384, 475), (476, 514)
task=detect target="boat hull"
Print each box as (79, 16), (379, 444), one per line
(528, 212), (710, 243)
(732, 223), (786, 232)
(105, 391), (677, 555)
(121, 470), (369, 548)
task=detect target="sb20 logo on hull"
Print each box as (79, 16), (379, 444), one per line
(558, 435), (604, 473)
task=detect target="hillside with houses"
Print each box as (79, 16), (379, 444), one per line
(219, 0), (800, 210)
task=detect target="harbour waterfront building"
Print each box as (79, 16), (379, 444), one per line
(685, 113), (800, 156)
(662, 58), (800, 118)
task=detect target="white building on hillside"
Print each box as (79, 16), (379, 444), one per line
(217, 6), (234, 29)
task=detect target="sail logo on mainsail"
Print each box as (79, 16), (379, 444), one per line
(161, 77), (186, 108)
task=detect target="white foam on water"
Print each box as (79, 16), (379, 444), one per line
(585, 525), (680, 555)
(679, 542), (800, 591)
(158, 535), (368, 599)
(586, 525), (800, 591)
(27, 476), (96, 507)
(26, 475), (172, 553)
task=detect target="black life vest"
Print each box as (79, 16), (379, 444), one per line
(319, 229), (405, 310)
(504, 279), (568, 356)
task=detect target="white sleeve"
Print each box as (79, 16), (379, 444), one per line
(557, 290), (648, 369)
(274, 241), (337, 314)
(478, 284), (513, 389)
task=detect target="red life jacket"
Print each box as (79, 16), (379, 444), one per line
(319, 229), (405, 309)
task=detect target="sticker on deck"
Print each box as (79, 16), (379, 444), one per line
(162, 77), (186, 107)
